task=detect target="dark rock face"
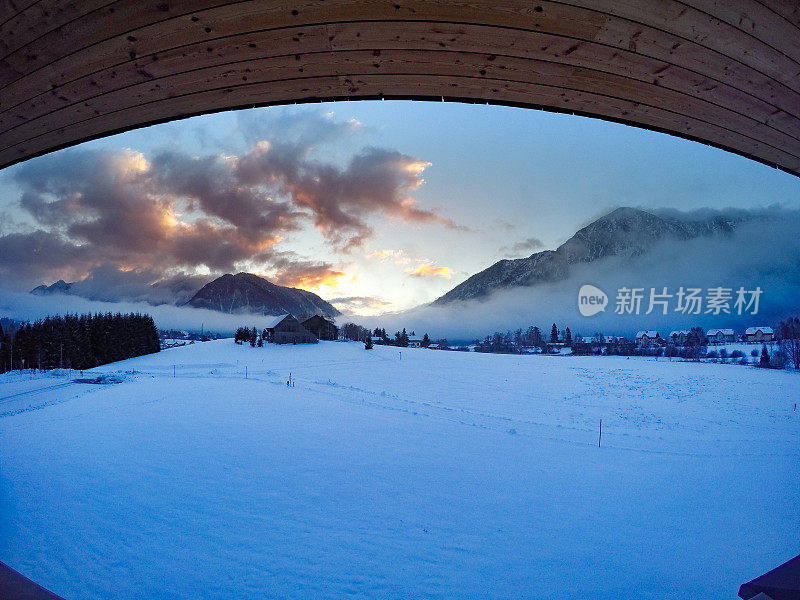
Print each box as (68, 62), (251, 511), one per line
(30, 280), (72, 295)
(432, 207), (740, 305)
(187, 273), (340, 318)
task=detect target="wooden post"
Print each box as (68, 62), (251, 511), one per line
(245, 366), (248, 379)
(598, 419), (602, 447)
(173, 365), (175, 378)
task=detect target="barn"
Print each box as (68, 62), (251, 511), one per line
(745, 327), (774, 343)
(263, 314), (317, 345)
(301, 316), (339, 341)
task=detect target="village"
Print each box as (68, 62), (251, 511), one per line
(225, 312), (799, 370)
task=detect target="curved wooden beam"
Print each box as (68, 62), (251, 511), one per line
(1, 0), (799, 175)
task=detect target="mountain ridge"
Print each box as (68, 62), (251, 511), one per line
(186, 272), (339, 319)
(432, 207), (742, 305)
(31, 272), (340, 320)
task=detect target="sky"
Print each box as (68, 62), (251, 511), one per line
(1, 100), (799, 319)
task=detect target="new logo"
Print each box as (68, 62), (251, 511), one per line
(578, 284), (608, 317)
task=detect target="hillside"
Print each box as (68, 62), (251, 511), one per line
(186, 272), (339, 318)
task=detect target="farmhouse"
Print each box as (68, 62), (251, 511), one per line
(408, 338), (423, 348)
(745, 326), (773, 343)
(301, 315), (339, 341)
(263, 314), (317, 345)
(636, 331), (663, 347)
(669, 330), (690, 345)
(706, 328), (735, 344)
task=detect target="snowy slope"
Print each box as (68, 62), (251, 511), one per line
(0, 341), (798, 599)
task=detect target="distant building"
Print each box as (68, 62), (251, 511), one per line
(636, 331), (663, 347)
(427, 343), (440, 350)
(745, 326), (773, 342)
(669, 330), (690, 345)
(706, 328), (735, 344)
(263, 314), (317, 344)
(408, 338), (423, 348)
(301, 315), (338, 341)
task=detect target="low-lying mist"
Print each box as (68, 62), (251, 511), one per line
(361, 213), (800, 341)
(0, 291), (268, 335)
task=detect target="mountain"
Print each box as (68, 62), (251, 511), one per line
(31, 280), (72, 296)
(433, 207), (740, 305)
(186, 273), (340, 319)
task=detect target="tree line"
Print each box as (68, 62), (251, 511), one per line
(0, 313), (160, 372)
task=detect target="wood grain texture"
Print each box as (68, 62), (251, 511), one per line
(1, 0), (798, 175)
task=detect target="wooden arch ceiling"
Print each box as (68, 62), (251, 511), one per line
(1, 1), (799, 175)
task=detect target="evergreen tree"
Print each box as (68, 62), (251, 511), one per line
(364, 337), (373, 350)
(564, 327), (572, 345)
(422, 333), (431, 348)
(550, 323), (559, 343)
(760, 345), (771, 368)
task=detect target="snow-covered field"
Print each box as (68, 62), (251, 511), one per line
(1, 340), (798, 599)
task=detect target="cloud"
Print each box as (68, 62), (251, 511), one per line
(501, 237), (545, 256)
(235, 108), (365, 151)
(354, 209), (800, 341)
(46, 264), (212, 305)
(270, 261), (349, 291)
(1, 111), (461, 293)
(329, 296), (393, 311)
(366, 249), (411, 265)
(406, 264), (452, 279)
(0, 291), (274, 335)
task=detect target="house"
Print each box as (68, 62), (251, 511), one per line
(745, 326), (773, 342)
(263, 314), (317, 344)
(408, 338), (423, 348)
(706, 328), (735, 344)
(427, 343), (440, 350)
(635, 330), (663, 347)
(301, 315), (339, 341)
(669, 330), (690, 345)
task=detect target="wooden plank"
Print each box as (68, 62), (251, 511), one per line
(1, 0), (798, 174)
(0, 0), (114, 60)
(2, 5), (797, 127)
(756, 0), (800, 27)
(0, 0), (241, 83)
(2, 74), (797, 173)
(0, 0), (41, 28)
(2, 52), (799, 160)
(684, 0), (800, 63)
(562, 0), (800, 92)
(2, 22), (798, 141)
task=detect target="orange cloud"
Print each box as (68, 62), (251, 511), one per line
(272, 266), (349, 291)
(406, 264), (452, 279)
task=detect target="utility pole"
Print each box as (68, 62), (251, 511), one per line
(60, 343), (63, 369)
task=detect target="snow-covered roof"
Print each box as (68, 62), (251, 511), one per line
(669, 330), (690, 336)
(264, 314), (290, 329)
(707, 328), (734, 336)
(581, 336), (595, 343)
(636, 330), (660, 338)
(745, 326), (773, 335)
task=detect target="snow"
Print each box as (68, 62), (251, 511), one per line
(264, 313), (290, 329)
(1, 340), (798, 599)
(745, 326), (774, 335)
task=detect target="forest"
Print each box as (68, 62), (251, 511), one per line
(1, 313), (160, 372)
